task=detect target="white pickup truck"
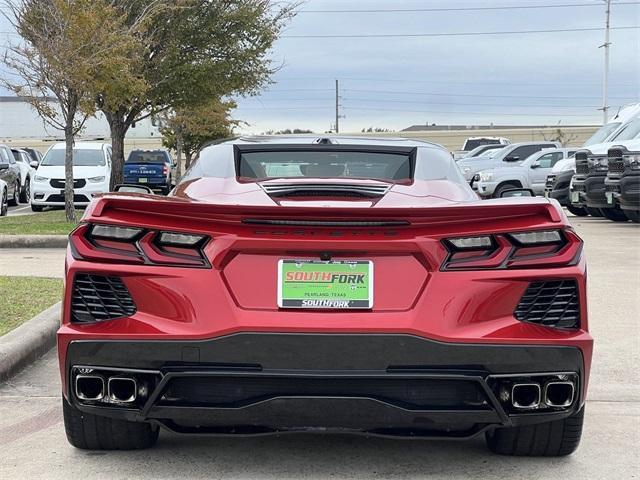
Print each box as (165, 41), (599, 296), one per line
(475, 148), (576, 198)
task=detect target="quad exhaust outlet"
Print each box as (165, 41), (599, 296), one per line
(75, 374), (105, 401)
(108, 377), (138, 403)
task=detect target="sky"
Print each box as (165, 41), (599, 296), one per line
(1, 0), (639, 134)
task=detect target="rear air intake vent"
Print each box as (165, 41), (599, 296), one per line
(514, 280), (580, 329)
(71, 274), (136, 323)
(260, 183), (392, 198)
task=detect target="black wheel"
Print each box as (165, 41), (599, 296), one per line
(486, 407), (584, 457)
(601, 207), (629, 222)
(0, 188), (7, 216)
(19, 177), (30, 203)
(493, 183), (520, 199)
(567, 205), (588, 217)
(31, 204), (44, 212)
(586, 207), (603, 217)
(8, 180), (20, 206)
(63, 397), (159, 450)
(624, 210), (640, 223)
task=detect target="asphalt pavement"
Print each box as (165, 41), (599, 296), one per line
(6, 203), (37, 216)
(0, 215), (638, 479)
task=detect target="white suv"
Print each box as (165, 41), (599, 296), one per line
(31, 142), (112, 211)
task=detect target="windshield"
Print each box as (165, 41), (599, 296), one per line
(610, 118), (640, 141)
(127, 150), (170, 164)
(583, 122), (621, 146)
(238, 151), (412, 181)
(41, 149), (105, 167)
(484, 148), (504, 158)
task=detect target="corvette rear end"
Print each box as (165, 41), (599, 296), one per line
(58, 137), (592, 455)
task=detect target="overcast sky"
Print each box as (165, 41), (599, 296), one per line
(2, 0), (639, 133)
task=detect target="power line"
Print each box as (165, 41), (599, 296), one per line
(300, 2), (640, 13)
(341, 88), (635, 100)
(343, 107), (600, 117)
(282, 25), (639, 39)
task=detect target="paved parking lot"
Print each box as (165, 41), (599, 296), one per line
(0, 215), (638, 479)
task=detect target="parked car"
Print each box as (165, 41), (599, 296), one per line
(458, 144), (506, 160)
(30, 142), (112, 212)
(124, 149), (174, 194)
(11, 148), (36, 203)
(0, 178), (7, 216)
(20, 147), (44, 166)
(604, 144), (640, 223)
(0, 144), (21, 207)
(458, 141), (561, 183)
(461, 136), (510, 151)
(59, 136), (591, 456)
(476, 148), (576, 198)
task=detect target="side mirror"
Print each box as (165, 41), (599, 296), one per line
(0, 163), (9, 171)
(530, 162), (540, 169)
(500, 188), (535, 198)
(113, 184), (154, 194)
(29, 160), (39, 169)
(504, 156), (520, 162)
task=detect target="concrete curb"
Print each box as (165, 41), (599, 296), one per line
(0, 235), (68, 248)
(0, 302), (61, 381)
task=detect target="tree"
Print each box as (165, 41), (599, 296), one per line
(100, 0), (296, 190)
(160, 99), (238, 178)
(2, 0), (143, 221)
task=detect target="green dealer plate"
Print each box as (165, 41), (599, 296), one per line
(278, 260), (373, 309)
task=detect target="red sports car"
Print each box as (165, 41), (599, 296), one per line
(58, 136), (592, 455)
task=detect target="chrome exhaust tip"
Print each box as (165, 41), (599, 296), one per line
(511, 383), (541, 410)
(75, 374), (105, 401)
(544, 381), (575, 408)
(107, 377), (137, 403)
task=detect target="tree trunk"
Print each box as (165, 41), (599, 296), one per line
(175, 126), (183, 183)
(63, 126), (76, 222)
(185, 152), (192, 170)
(105, 112), (128, 191)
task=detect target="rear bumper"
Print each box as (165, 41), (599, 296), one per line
(62, 333), (589, 438)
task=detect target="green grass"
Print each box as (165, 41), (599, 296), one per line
(0, 276), (62, 336)
(0, 210), (77, 235)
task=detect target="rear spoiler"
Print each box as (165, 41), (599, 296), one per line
(88, 194), (563, 228)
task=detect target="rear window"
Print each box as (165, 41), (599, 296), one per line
(238, 151), (412, 181)
(127, 151), (170, 163)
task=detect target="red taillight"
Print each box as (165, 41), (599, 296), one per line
(442, 229), (582, 270)
(163, 164), (169, 175)
(69, 223), (210, 268)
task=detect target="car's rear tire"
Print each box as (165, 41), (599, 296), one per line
(567, 205), (588, 216)
(601, 207), (629, 222)
(8, 180), (20, 206)
(31, 204), (44, 212)
(63, 397), (159, 450)
(586, 207), (603, 217)
(485, 407), (584, 456)
(624, 210), (640, 223)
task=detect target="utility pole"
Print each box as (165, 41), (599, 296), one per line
(600, 0), (612, 124)
(335, 79), (340, 134)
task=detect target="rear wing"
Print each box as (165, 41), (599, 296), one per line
(87, 194), (564, 230)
